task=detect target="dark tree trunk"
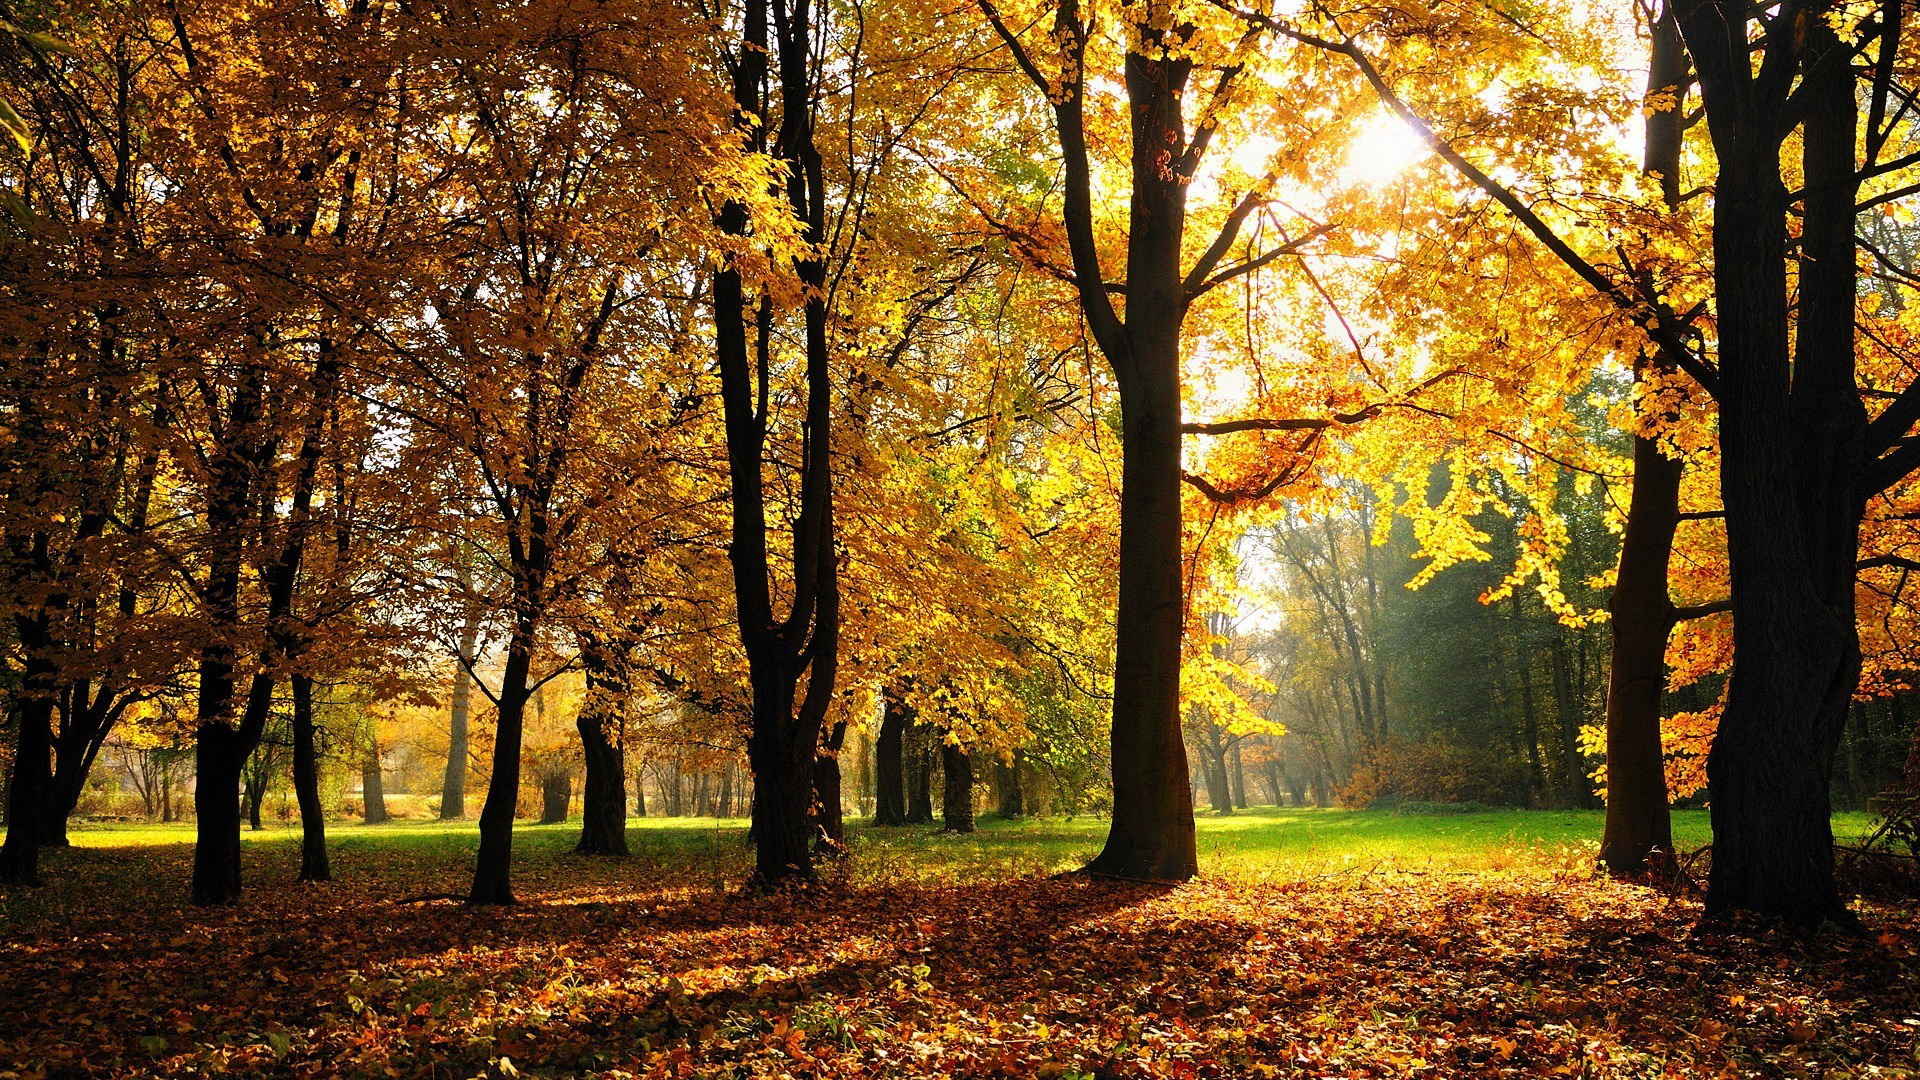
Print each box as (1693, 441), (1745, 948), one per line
(1549, 634), (1593, 809)
(41, 689), (119, 848)
(905, 722), (935, 824)
(244, 769), (266, 831)
(1678, 0), (1862, 925)
(191, 729), (248, 905)
(1602, 431), (1681, 870)
(874, 690), (909, 825)
(190, 350), (335, 905)
(715, 0), (841, 891)
(470, 633), (532, 905)
(632, 769), (647, 817)
(1601, 0), (1688, 873)
(995, 758), (1024, 818)
(573, 633), (629, 855)
(0, 646), (56, 885)
(1230, 740), (1248, 809)
(941, 741), (974, 833)
(291, 673), (329, 882)
(540, 770), (570, 825)
(575, 716), (627, 855)
(814, 720), (848, 849)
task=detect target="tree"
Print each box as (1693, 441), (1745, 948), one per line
(710, 0), (843, 887)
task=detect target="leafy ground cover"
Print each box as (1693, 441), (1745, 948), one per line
(3, 809), (1913, 1079)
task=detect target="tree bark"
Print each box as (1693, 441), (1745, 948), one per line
(874, 689), (909, 825)
(574, 636), (629, 855)
(540, 770), (571, 825)
(715, 0), (842, 890)
(995, 757), (1024, 818)
(1601, 430), (1681, 870)
(361, 742), (388, 825)
(292, 673), (330, 882)
(905, 721), (935, 824)
(190, 728), (248, 905)
(244, 766), (266, 831)
(1677, 0), (1862, 925)
(940, 741), (974, 833)
(814, 720), (848, 849)
(1230, 739), (1249, 810)
(575, 718), (627, 855)
(1600, 0), (1689, 873)
(441, 611), (481, 820)
(470, 630), (532, 904)
(0, 643), (56, 885)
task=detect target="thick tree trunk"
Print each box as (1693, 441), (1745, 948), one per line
(190, 727), (248, 905)
(575, 707), (628, 855)
(716, 0), (840, 891)
(539, 770), (570, 825)
(291, 673), (330, 882)
(874, 690), (909, 825)
(941, 741), (974, 833)
(995, 758), (1024, 818)
(905, 722), (935, 824)
(1083, 44), (1197, 882)
(361, 746), (388, 825)
(0, 661), (55, 885)
(1696, 12), (1861, 926)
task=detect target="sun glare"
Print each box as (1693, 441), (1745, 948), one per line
(1341, 111), (1428, 188)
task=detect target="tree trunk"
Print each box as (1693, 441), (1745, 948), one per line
(361, 744), (388, 825)
(292, 673), (329, 882)
(940, 741), (974, 833)
(539, 770), (570, 825)
(716, 0), (841, 890)
(873, 689), (909, 825)
(441, 613), (481, 820)
(995, 758), (1024, 818)
(191, 725), (250, 905)
(470, 634), (533, 905)
(244, 769), (266, 831)
(1601, 0), (1687, 873)
(1230, 739), (1249, 810)
(0, 651), (55, 885)
(905, 721), (935, 824)
(575, 711), (626, 855)
(1602, 433), (1682, 870)
(1081, 44), (1197, 883)
(1549, 634), (1592, 808)
(814, 720), (848, 849)
(1693, 8), (1861, 926)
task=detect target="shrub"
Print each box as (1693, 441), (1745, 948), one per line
(1338, 738), (1531, 809)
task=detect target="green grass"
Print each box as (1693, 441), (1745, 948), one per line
(57, 805), (1881, 884)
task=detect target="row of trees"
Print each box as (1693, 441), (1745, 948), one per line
(0, 0), (1917, 928)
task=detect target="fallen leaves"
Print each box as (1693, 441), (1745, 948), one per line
(2, 838), (1917, 1079)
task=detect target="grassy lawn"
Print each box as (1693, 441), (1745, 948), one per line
(6, 807), (1912, 1079)
(56, 805), (1880, 885)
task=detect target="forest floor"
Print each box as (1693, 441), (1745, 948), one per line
(2, 808), (1915, 1079)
